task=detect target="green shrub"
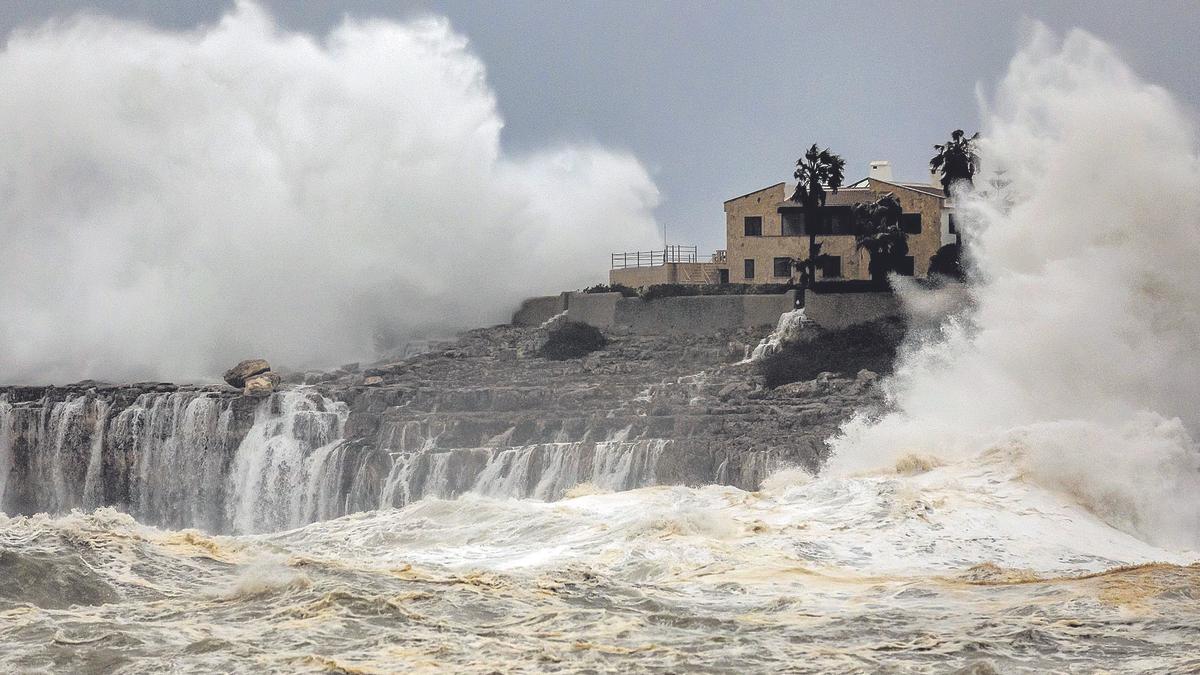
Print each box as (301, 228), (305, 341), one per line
(581, 283), (639, 297)
(757, 318), (905, 388)
(539, 321), (608, 360)
(928, 244), (963, 279)
(639, 283), (793, 301)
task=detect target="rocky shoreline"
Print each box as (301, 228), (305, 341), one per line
(0, 320), (887, 533)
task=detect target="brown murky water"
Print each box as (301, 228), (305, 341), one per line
(3, 455), (1197, 674)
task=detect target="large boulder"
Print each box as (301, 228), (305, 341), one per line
(223, 359), (271, 388)
(243, 371), (280, 397)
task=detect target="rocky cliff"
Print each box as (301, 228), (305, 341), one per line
(0, 321), (883, 534)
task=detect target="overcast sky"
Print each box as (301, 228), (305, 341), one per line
(2, 1), (1198, 251)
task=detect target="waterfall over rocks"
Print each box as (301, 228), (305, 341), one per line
(0, 390), (687, 534)
(0, 325), (882, 534)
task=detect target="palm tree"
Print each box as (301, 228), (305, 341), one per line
(790, 144), (846, 286)
(852, 193), (908, 284)
(929, 129), (980, 197)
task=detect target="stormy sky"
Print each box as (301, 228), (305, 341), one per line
(2, 0), (1198, 252)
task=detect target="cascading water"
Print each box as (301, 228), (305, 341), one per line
(747, 308), (811, 362)
(458, 436), (670, 500)
(119, 393), (235, 531)
(0, 388), (685, 535)
(5, 392), (200, 528)
(226, 391), (349, 534)
(0, 397), (13, 505)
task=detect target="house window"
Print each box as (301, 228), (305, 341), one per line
(900, 213), (922, 234)
(896, 256), (915, 276)
(744, 216), (762, 236)
(947, 213), (957, 235)
(772, 257), (792, 278)
(781, 206), (853, 235)
(820, 256), (842, 278)
(782, 213), (803, 235)
(744, 258), (756, 279)
(828, 208), (854, 235)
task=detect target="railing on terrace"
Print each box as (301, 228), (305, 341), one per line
(611, 245), (698, 269)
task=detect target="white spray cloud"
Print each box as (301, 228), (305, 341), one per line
(832, 26), (1200, 549)
(0, 2), (660, 383)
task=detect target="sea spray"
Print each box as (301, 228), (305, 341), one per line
(830, 25), (1200, 549)
(747, 308), (811, 362)
(0, 2), (660, 383)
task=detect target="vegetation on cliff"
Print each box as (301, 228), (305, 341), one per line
(757, 317), (906, 388)
(539, 321), (608, 360)
(583, 282), (793, 300)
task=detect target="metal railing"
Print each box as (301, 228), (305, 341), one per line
(611, 245), (698, 269)
(711, 249), (727, 263)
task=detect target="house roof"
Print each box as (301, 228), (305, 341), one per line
(873, 178), (946, 199)
(776, 187), (874, 209)
(732, 176), (945, 211)
(845, 177), (946, 198)
(773, 178), (948, 210)
(722, 182), (786, 204)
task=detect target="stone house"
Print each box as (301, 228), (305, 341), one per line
(611, 161), (957, 287)
(724, 164), (954, 284)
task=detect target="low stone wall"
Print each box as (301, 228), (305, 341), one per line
(515, 283), (967, 334)
(802, 291), (900, 329)
(560, 291), (796, 333)
(565, 292), (622, 329)
(511, 294), (567, 326)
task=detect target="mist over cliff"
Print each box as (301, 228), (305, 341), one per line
(0, 2), (660, 383)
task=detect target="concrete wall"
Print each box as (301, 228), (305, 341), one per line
(803, 291), (900, 329)
(515, 287), (942, 334)
(610, 262), (725, 288)
(511, 294), (567, 326)
(564, 292), (621, 329)
(563, 291), (795, 334)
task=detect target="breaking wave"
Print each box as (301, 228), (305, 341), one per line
(0, 1), (660, 383)
(832, 25), (1200, 551)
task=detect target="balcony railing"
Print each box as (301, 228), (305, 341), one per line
(611, 245), (698, 269)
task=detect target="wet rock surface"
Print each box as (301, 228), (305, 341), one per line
(0, 322), (886, 532)
(242, 370), (280, 397)
(221, 359), (271, 388)
(300, 322), (884, 493)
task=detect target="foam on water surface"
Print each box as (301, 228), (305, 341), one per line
(1, 457), (1197, 672)
(272, 449), (1195, 580)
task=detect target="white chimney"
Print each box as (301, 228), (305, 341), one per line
(868, 160), (893, 182)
